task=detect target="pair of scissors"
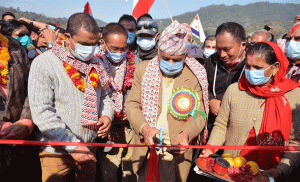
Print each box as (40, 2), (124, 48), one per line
(156, 128), (163, 151)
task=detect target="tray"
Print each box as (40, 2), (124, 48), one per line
(194, 157), (234, 182)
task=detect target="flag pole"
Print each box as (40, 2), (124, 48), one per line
(162, 0), (173, 22)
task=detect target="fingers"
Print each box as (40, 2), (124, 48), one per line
(199, 149), (213, 157)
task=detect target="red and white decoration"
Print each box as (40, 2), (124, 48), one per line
(132, 0), (155, 19)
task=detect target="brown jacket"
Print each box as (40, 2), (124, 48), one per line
(208, 82), (300, 177)
(125, 60), (206, 181)
(0, 36), (31, 123)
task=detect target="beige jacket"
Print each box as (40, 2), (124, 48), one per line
(125, 60), (207, 181)
(208, 82), (300, 176)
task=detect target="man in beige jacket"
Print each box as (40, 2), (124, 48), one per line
(125, 20), (209, 181)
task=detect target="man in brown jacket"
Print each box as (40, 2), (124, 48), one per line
(125, 20), (209, 182)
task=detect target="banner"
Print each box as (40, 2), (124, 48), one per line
(83, 1), (93, 16)
(190, 14), (206, 42)
(132, 0), (155, 19)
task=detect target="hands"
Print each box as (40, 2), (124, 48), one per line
(199, 148), (213, 157)
(70, 146), (97, 168)
(209, 99), (221, 116)
(39, 25), (58, 43)
(0, 120), (30, 140)
(141, 124), (161, 145)
(167, 131), (189, 155)
(97, 115), (112, 138)
(18, 17), (31, 24)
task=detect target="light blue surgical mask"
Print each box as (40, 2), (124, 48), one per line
(70, 38), (96, 62)
(203, 49), (216, 58)
(127, 32), (136, 45)
(285, 40), (300, 60)
(245, 64), (273, 85)
(137, 36), (156, 51)
(107, 50), (126, 63)
(159, 59), (184, 76)
(15, 36), (33, 51)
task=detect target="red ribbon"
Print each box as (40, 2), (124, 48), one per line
(0, 140), (300, 151)
(146, 147), (159, 182)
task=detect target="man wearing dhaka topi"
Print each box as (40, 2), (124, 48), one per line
(125, 20), (209, 182)
(28, 13), (114, 182)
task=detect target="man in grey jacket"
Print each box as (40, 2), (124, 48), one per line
(28, 13), (114, 182)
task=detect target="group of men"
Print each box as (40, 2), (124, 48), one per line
(1, 10), (300, 182)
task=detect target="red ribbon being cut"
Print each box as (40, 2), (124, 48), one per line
(1, 139), (300, 182)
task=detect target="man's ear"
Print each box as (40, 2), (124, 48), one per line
(241, 41), (247, 51)
(155, 32), (161, 41)
(64, 33), (71, 45)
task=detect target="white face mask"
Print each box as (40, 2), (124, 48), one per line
(203, 49), (216, 58)
(137, 34), (157, 51)
(70, 37), (96, 62)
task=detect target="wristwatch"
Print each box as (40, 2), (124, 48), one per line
(47, 41), (53, 49)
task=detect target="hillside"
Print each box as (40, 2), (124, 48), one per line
(0, 6), (107, 28)
(1, 2), (299, 40)
(157, 2), (300, 40)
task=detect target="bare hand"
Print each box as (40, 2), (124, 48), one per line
(209, 99), (221, 116)
(167, 131), (189, 155)
(97, 115), (112, 138)
(199, 149), (213, 157)
(0, 121), (29, 140)
(40, 25), (58, 43)
(70, 146), (97, 163)
(18, 17), (30, 24)
(141, 124), (161, 145)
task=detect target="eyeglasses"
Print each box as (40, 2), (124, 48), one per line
(137, 20), (158, 30)
(137, 24), (156, 31)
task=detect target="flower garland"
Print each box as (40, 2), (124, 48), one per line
(57, 36), (99, 91)
(0, 34), (11, 85)
(123, 51), (135, 90)
(57, 36), (65, 47)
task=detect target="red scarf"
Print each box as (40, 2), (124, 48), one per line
(239, 41), (300, 170)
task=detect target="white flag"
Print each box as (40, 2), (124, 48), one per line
(190, 14), (206, 42)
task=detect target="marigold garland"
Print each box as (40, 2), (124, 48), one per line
(0, 34), (11, 85)
(58, 36), (99, 92)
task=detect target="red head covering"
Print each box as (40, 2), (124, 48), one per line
(239, 41), (300, 169)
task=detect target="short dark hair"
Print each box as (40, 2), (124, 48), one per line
(137, 13), (153, 22)
(246, 42), (277, 65)
(2, 12), (15, 20)
(1, 19), (27, 37)
(66, 13), (99, 36)
(203, 35), (216, 48)
(215, 22), (246, 43)
(102, 23), (128, 42)
(118, 14), (137, 27)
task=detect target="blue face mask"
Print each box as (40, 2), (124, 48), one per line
(70, 38), (96, 62)
(127, 32), (136, 45)
(15, 36), (33, 51)
(203, 49), (216, 58)
(107, 50), (126, 63)
(285, 40), (300, 60)
(159, 59), (184, 76)
(245, 64), (273, 85)
(137, 36), (156, 51)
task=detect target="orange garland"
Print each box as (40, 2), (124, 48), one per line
(0, 34), (11, 85)
(57, 36), (99, 91)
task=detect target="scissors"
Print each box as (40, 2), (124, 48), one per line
(156, 128), (163, 151)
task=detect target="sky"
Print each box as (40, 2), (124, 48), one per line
(1, 0), (299, 23)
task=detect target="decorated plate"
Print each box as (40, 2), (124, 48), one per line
(169, 87), (200, 120)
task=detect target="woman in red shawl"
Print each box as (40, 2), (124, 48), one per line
(200, 41), (300, 181)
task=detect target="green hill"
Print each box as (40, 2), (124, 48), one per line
(0, 6), (107, 28)
(156, 2), (300, 41)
